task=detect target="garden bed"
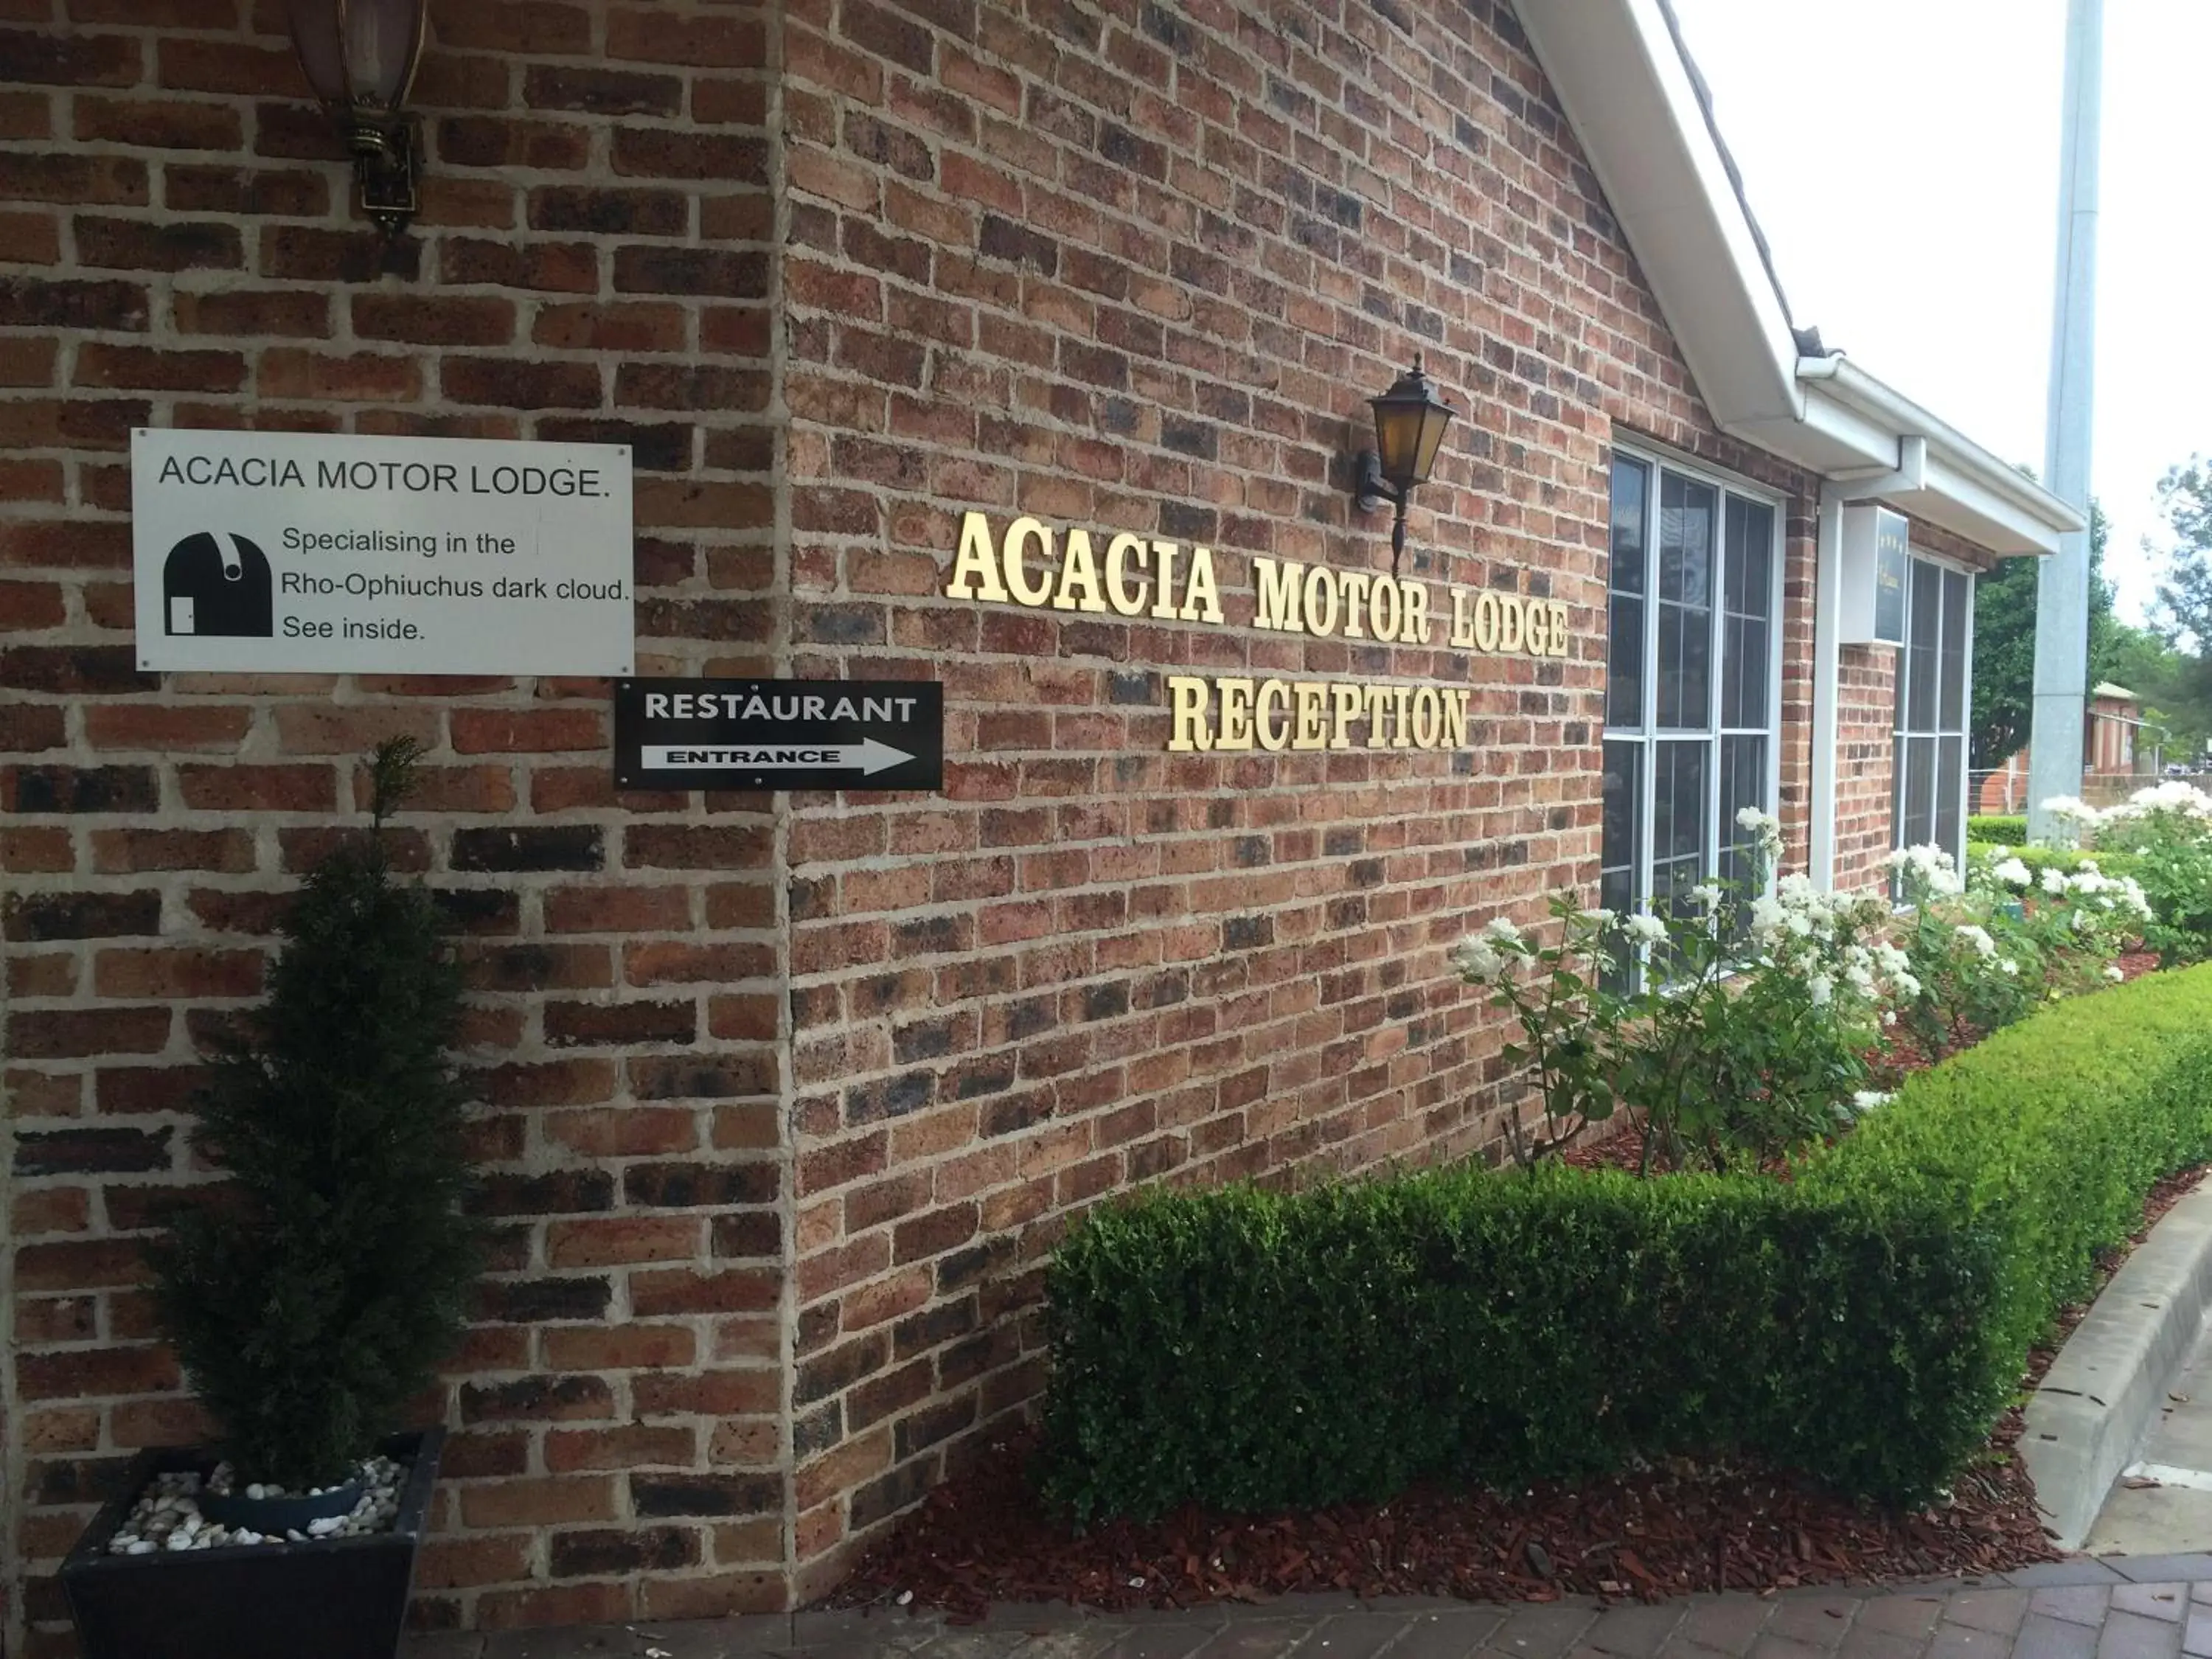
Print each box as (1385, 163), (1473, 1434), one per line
(830, 963), (2212, 1621)
(832, 1161), (2211, 1621)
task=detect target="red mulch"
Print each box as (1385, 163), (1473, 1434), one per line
(830, 958), (2204, 1624)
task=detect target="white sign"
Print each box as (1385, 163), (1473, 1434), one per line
(133, 428), (635, 675)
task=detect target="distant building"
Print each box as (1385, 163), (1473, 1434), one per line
(1978, 683), (2151, 812)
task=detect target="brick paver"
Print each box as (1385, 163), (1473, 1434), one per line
(403, 1572), (2212, 1659)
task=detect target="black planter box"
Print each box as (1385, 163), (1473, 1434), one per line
(58, 1427), (445, 1659)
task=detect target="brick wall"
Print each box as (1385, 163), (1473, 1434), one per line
(1, 1), (788, 1649)
(767, 0), (1823, 1596)
(1, 0), (1989, 1646)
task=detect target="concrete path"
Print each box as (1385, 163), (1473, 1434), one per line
(406, 1558), (2212, 1659)
(2090, 1307), (2212, 1554)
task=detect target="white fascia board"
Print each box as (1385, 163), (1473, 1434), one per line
(1798, 361), (2084, 554)
(1514, 0), (1802, 431)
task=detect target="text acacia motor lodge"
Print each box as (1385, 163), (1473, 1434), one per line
(0, 0), (2082, 1643)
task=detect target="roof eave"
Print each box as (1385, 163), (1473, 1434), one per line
(1513, 0), (1804, 430)
(1515, 0), (2083, 559)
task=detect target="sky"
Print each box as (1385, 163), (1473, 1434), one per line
(1666, 0), (2212, 625)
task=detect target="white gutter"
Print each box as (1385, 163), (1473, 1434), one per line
(1797, 355), (2085, 542)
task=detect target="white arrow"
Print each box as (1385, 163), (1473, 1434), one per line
(641, 740), (914, 776)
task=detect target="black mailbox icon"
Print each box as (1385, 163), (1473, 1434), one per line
(163, 532), (273, 639)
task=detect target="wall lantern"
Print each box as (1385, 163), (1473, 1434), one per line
(285, 0), (428, 238)
(1353, 357), (1458, 573)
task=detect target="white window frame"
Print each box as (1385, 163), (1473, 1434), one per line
(1601, 445), (1786, 961)
(1890, 551), (1978, 872)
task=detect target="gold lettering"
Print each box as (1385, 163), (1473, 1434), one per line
(947, 509), (1008, 602)
(1255, 678), (1291, 751)
(1401, 579), (1430, 644)
(1388, 684), (1414, 748)
(1523, 595), (1548, 655)
(1450, 586), (1476, 648)
(1253, 556), (1303, 633)
(1303, 565), (1340, 636)
(1293, 681), (1328, 749)
(1340, 571), (1371, 638)
(1369, 574), (1402, 642)
(1499, 593), (1525, 653)
(1181, 544), (1224, 624)
(1150, 541), (1182, 619)
(1548, 599), (1569, 657)
(1053, 528), (1107, 613)
(1441, 688), (1470, 748)
(1167, 675), (1212, 752)
(1473, 591), (1500, 651)
(1105, 532), (1149, 616)
(1329, 682), (1361, 749)
(1217, 676), (1256, 749)
(1362, 684), (1391, 748)
(1004, 515), (1054, 607)
(1412, 686), (1441, 747)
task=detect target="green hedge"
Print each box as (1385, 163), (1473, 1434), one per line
(1040, 966), (2212, 1523)
(1970, 814), (2028, 845)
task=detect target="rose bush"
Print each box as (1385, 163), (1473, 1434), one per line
(1454, 813), (2149, 1169)
(1453, 810), (1902, 1173)
(2045, 782), (2212, 965)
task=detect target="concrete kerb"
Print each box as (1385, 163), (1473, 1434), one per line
(2023, 1176), (2212, 1549)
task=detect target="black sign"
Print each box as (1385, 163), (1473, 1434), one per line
(164, 530), (273, 638)
(614, 678), (943, 792)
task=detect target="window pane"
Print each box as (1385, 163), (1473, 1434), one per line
(1935, 734), (1964, 862)
(1652, 738), (1708, 898)
(1722, 497), (1772, 731)
(1939, 568), (1969, 730)
(1717, 733), (1767, 895)
(1610, 457), (1647, 597)
(1601, 740), (1643, 992)
(1907, 560), (1941, 731)
(1602, 740), (1641, 891)
(1725, 498), (1773, 619)
(1607, 595), (1644, 728)
(1607, 457), (1648, 730)
(1658, 475), (1714, 730)
(1902, 734), (1935, 848)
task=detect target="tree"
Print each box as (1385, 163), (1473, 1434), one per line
(2154, 461), (2212, 654)
(1970, 498), (2115, 769)
(147, 740), (479, 1489)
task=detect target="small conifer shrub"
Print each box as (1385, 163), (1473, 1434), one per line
(148, 739), (479, 1490)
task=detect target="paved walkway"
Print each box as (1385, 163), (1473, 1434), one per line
(407, 1556), (2212, 1659)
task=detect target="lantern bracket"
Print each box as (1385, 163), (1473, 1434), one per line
(349, 116), (421, 240)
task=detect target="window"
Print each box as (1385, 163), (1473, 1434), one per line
(1892, 557), (1973, 868)
(1601, 451), (1781, 978)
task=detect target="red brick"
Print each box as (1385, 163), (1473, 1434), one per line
(0, 151), (145, 204)
(15, 1346), (180, 1400)
(176, 763), (335, 812)
(258, 348), (422, 403)
(72, 94), (240, 150)
(352, 293), (517, 346)
(172, 287), (330, 337)
(73, 342), (245, 392)
(605, 10), (767, 67)
(0, 29), (141, 86)
(83, 704), (251, 750)
(451, 708), (608, 753)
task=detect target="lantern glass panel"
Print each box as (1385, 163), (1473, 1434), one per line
(345, 0), (425, 111)
(1409, 403), (1453, 484)
(286, 0), (347, 107)
(1371, 400), (1425, 490)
